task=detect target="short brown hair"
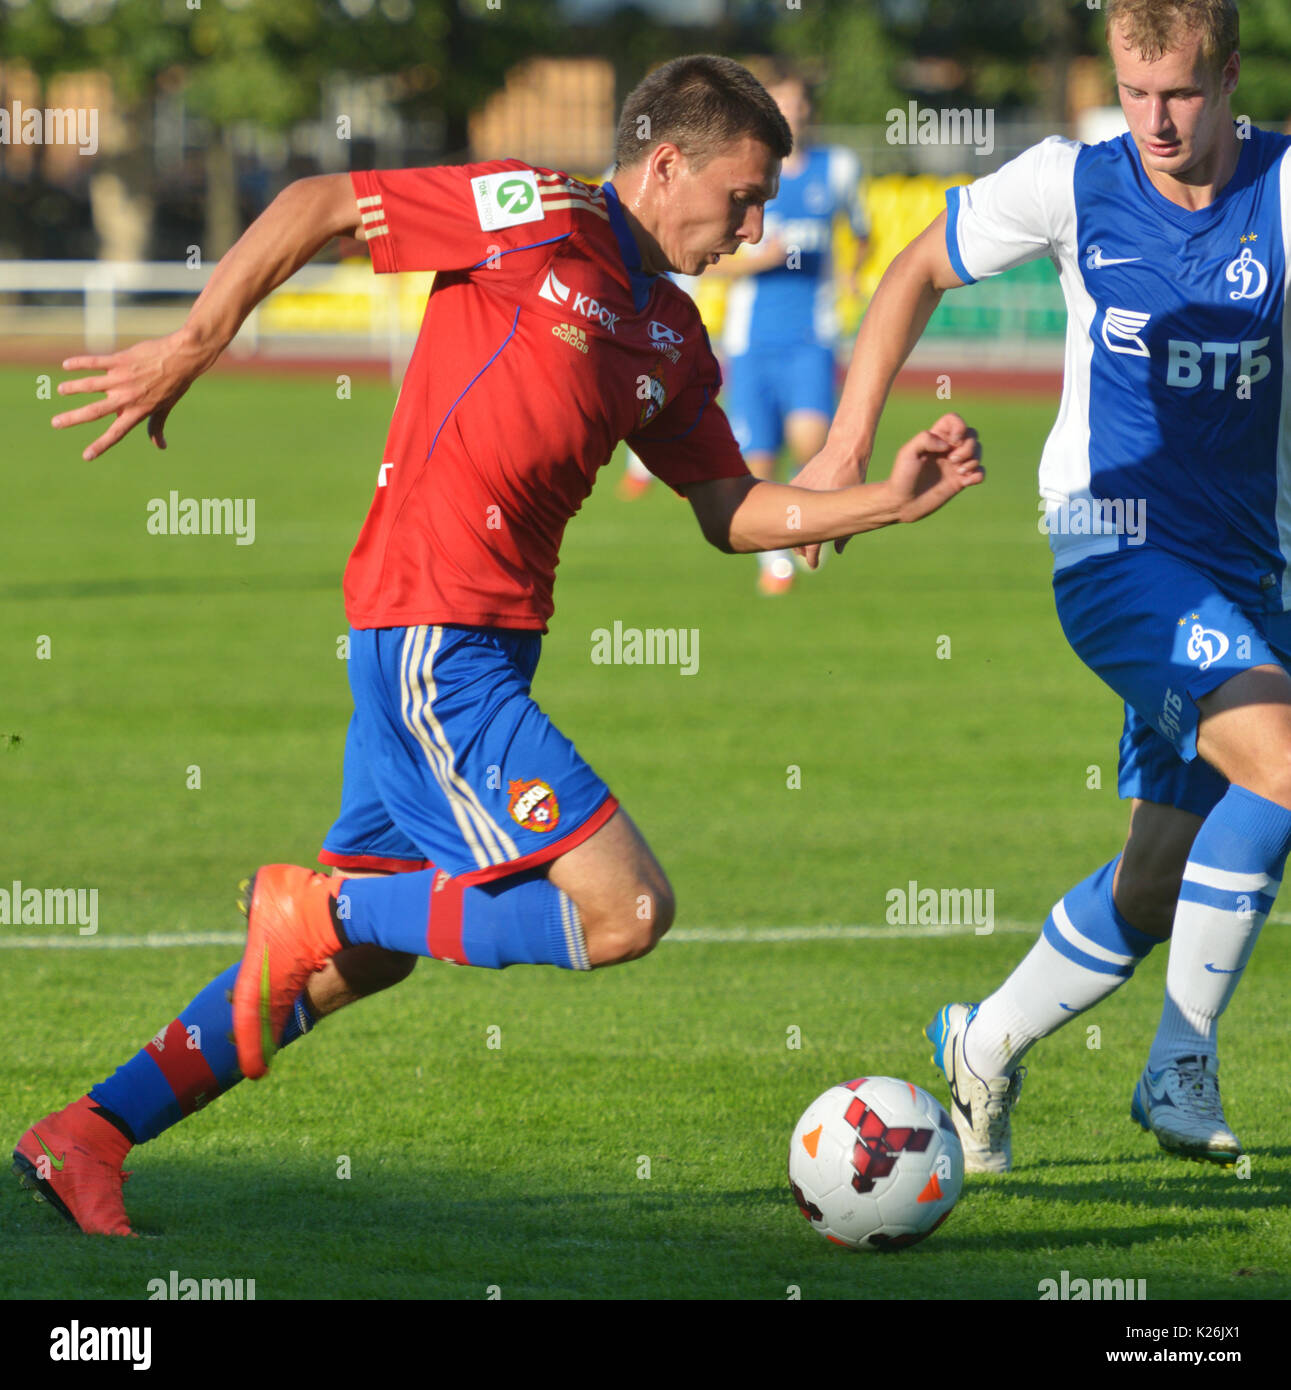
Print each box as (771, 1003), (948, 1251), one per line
(1106, 0), (1239, 77)
(613, 55), (792, 172)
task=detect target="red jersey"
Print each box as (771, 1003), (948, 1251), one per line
(344, 160), (749, 632)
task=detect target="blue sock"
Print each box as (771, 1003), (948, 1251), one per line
(338, 869), (590, 970)
(1041, 856), (1161, 981)
(89, 961), (316, 1144)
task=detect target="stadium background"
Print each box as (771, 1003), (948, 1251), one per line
(20, 0), (1286, 371)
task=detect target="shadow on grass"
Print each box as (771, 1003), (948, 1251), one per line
(8, 1168), (1289, 1300)
(1018, 1145), (1291, 1171)
(12, 1164), (1278, 1250)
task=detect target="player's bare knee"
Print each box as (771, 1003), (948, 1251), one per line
(635, 878), (675, 945)
(582, 881), (674, 966)
(1247, 751), (1291, 808)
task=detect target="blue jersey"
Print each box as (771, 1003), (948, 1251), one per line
(722, 145), (867, 355)
(946, 127), (1291, 612)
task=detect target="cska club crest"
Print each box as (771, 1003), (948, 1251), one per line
(507, 777), (560, 833)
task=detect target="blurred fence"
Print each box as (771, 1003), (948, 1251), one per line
(0, 172), (1067, 373)
(0, 259), (433, 378)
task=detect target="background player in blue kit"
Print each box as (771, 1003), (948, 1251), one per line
(710, 66), (869, 595)
(796, 0), (1289, 1170)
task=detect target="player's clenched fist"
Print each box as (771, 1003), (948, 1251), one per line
(884, 415), (984, 524)
(923, 411), (975, 450)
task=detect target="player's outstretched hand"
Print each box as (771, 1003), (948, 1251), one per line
(791, 442), (868, 570)
(886, 413), (984, 523)
(52, 327), (218, 462)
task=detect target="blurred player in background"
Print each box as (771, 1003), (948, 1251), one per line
(710, 64), (869, 595)
(798, 0), (1288, 1173)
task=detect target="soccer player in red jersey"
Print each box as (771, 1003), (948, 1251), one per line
(18, 56), (982, 1234)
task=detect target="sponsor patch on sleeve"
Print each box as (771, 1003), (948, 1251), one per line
(472, 170), (545, 231)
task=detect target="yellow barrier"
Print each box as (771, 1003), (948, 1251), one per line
(258, 261), (434, 334)
(256, 174), (974, 342)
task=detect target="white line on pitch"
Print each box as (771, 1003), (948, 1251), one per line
(0, 922), (1042, 950)
(0, 931), (246, 950)
(670, 923), (1035, 942)
(8, 913), (1290, 951)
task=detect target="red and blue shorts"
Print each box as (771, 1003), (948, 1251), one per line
(320, 624), (618, 882)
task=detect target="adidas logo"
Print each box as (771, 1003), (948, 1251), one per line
(552, 322), (589, 354)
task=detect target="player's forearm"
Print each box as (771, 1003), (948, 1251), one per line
(725, 477), (899, 553)
(826, 248), (945, 471)
(181, 177), (358, 358)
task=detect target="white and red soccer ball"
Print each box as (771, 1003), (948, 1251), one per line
(788, 1076), (964, 1251)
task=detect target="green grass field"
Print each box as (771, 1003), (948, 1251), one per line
(2, 361), (1288, 1303)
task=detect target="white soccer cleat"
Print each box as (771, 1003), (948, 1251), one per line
(757, 552), (796, 596)
(925, 1002), (1025, 1174)
(1130, 1055), (1242, 1165)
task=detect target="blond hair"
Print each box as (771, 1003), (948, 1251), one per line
(1106, 0), (1239, 76)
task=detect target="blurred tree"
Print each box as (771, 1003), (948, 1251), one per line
(326, 0), (563, 160)
(2, 0), (565, 261)
(1, 0), (322, 259)
(767, 0), (906, 124)
(1218, 0), (1291, 126)
(881, 0), (1291, 131)
(879, 0), (1092, 117)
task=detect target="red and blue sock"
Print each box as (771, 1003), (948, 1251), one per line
(336, 868), (590, 970)
(88, 961), (315, 1145)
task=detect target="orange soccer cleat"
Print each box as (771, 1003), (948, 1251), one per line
(13, 1095), (136, 1236)
(232, 866), (344, 1080)
(757, 570), (794, 596)
(757, 551), (797, 597)
(615, 472), (654, 501)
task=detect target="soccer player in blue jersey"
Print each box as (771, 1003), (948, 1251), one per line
(797, 0), (1287, 1169)
(710, 66), (869, 595)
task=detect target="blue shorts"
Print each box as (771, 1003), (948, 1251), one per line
(1054, 547), (1291, 817)
(725, 343), (836, 456)
(320, 625), (618, 882)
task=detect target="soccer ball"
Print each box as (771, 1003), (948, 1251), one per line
(788, 1076), (963, 1251)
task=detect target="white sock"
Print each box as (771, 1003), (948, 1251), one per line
(965, 857), (1159, 1077)
(1147, 787), (1291, 1070)
(1148, 899), (1261, 1066)
(758, 549), (794, 577)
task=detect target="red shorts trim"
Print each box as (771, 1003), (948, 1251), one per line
(454, 793), (620, 888)
(317, 851), (435, 874)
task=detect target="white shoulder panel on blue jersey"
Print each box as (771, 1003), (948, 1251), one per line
(946, 135), (1082, 284)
